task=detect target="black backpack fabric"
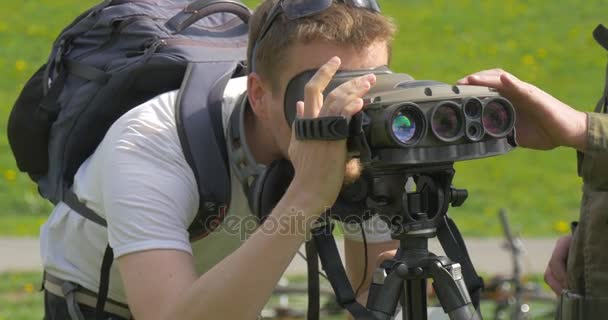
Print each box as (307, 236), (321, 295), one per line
(7, 0), (251, 240)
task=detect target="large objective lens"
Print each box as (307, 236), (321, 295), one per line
(391, 110), (417, 144)
(483, 99), (513, 137)
(431, 102), (463, 141)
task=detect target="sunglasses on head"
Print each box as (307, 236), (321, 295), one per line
(250, 0), (381, 72)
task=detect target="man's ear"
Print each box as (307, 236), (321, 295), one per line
(247, 73), (271, 121)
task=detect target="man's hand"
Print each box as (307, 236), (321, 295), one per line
(288, 56), (376, 215)
(544, 235), (572, 295)
(457, 69), (588, 151)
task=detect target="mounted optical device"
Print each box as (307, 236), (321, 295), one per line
(286, 68), (517, 166)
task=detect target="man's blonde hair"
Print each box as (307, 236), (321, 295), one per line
(247, 1), (396, 92)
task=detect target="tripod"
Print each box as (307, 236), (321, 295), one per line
(309, 163), (483, 320)
(361, 164), (482, 320)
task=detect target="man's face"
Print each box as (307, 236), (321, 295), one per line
(267, 40), (389, 156)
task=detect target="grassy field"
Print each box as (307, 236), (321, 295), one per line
(0, 272), (41, 320)
(0, 0), (606, 237)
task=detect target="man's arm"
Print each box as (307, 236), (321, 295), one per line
(458, 69), (608, 296)
(117, 57), (377, 320)
(119, 190), (318, 319)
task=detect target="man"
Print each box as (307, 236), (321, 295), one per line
(41, 1), (399, 319)
(458, 68), (608, 317)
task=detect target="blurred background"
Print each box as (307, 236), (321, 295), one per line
(0, 0), (605, 319)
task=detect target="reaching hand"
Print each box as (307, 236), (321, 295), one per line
(458, 69), (588, 151)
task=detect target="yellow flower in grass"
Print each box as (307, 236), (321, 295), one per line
(15, 59), (27, 72)
(4, 169), (17, 182)
(537, 48), (547, 59)
(23, 283), (35, 294)
(554, 220), (570, 234)
(521, 54), (536, 66)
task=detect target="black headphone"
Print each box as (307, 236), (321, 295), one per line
(226, 94), (295, 221)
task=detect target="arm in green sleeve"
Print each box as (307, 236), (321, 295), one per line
(586, 112), (608, 152)
(579, 112), (608, 190)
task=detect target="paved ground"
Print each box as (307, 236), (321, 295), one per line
(0, 237), (556, 275)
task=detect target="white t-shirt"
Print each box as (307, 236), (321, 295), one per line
(40, 76), (391, 304)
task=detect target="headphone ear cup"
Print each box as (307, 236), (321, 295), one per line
(248, 169), (268, 220)
(247, 159), (295, 221)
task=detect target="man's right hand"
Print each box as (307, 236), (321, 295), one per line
(287, 56), (376, 216)
(457, 69), (588, 151)
(545, 235), (572, 295)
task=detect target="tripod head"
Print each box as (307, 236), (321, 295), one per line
(370, 163), (467, 240)
(337, 162), (468, 240)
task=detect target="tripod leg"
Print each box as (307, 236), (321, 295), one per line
(367, 265), (407, 320)
(431, 262), (481, 320)
(403, 279), (428, 320)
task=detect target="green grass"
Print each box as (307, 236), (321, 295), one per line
(0, 271), (43, 320)
(1, 0), (606, 236)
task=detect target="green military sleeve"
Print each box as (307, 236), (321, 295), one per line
(579, 112), (608, 191)
(587, 112), (608, 152)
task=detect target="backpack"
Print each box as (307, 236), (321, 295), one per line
(7, 0), (250, 316)
(7, 0), (250, 239)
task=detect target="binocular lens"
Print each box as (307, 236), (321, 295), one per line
(432, 103), (463, 141)
(391, 111), (417, 144)
(483, 100), (512, 136)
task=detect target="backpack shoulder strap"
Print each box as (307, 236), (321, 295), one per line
(176, 61), (241, 240)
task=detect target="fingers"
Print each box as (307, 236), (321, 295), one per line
(303, 57), (341, 118)
(301, 56), (376, 122)
(456, 68), (520, 90)
(459, 74), (505, 89)
(340, 98), (365, 121)
(321, 73), (376, 117)
(550, 236), (571, 287)
(295, 101), (305, 118)
(457, 69), (504, 85)
(544, 268), (564, 295)
(544, 235), (572, 295)
(376, 249), (397, 267)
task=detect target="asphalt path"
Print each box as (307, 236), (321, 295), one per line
(0, 237), (557, 275)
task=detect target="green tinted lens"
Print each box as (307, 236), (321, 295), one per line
(392, 111), (417, 144)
